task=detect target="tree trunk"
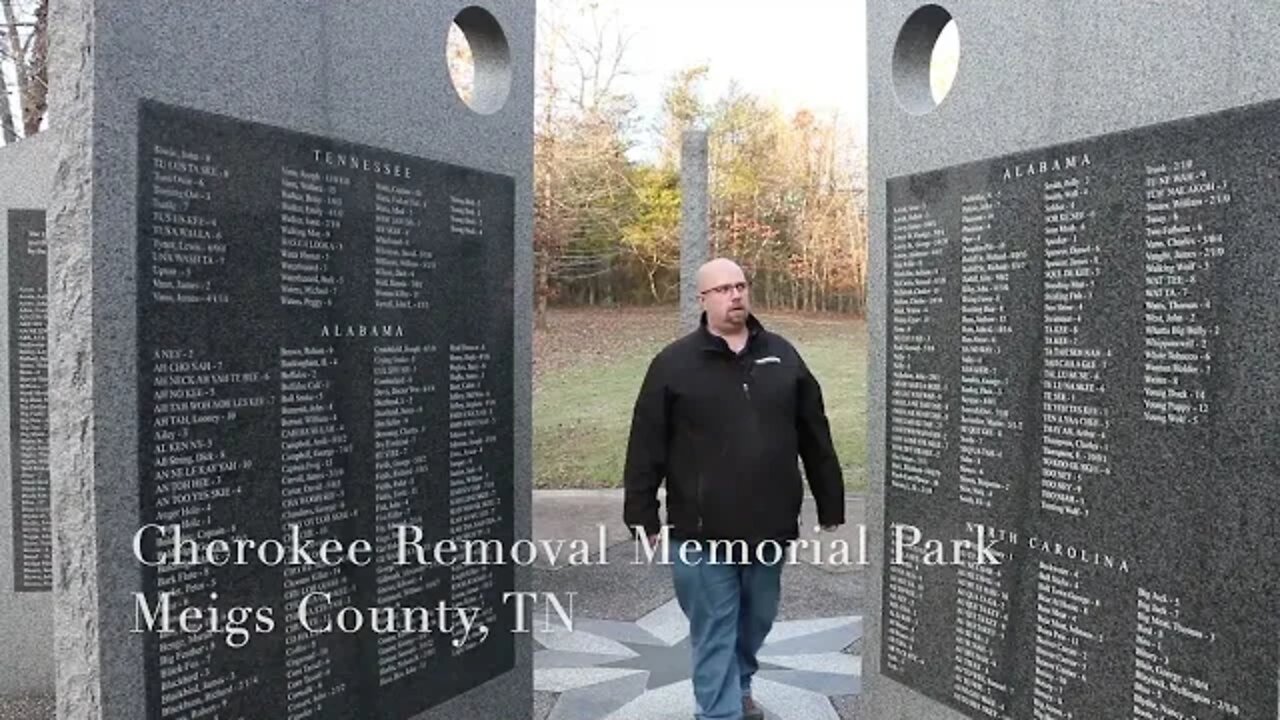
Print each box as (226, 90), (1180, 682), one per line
(1, 0), (28, 140)
(0, 65), (16, 144)
(22, 0), (48, 136)
(535, 257), (549, 330)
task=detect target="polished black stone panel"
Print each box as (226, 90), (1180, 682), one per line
(136, 100), (514, 720)
(7, 209), (49, 593)
(883, 99), (1280, 719)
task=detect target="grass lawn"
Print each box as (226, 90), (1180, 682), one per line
(533, 307), (868, 490)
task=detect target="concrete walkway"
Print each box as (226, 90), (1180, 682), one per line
(532, 489), (868, 720)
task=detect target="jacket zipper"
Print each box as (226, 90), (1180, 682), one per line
(697, 354), (750, 536)
(697, 478), (704, 534)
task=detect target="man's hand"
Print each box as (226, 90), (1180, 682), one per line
(648, 533), (662, 547)
(818, 524), (839, 532)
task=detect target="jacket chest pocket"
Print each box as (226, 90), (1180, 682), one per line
(743, 361), (797, 416)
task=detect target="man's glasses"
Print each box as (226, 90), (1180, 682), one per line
(699, 281), (750, 296)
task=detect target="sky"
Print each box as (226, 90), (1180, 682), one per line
(543, 0), (869, 160)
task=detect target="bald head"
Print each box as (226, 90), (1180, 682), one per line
(696, 258), (745, 293)
(696, 257), (750, 336)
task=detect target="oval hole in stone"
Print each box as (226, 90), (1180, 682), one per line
(447, 6), (512, 115)
(892, 5), (960, 115)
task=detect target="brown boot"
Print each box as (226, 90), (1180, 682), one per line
(743, 694), (765, 720)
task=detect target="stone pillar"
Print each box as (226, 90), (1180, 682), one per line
(47, 1), (535, 718)
(0, 132), (55, 699)
(679, 130), (709, 333)
(866, 2), (1280, 718)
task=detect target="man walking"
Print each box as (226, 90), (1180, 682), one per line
(623, 257), (845, 720)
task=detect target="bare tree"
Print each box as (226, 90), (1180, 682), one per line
(0, 0), (47, 144)
(533, 0), (637, 325)
(529, 1), (869, 317)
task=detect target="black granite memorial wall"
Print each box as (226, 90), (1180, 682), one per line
(883, 99), (1280, 718)
(7, 208), (49, 593)
(135, 100), (515, 720)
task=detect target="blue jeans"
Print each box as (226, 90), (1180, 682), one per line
(672, 540), (783, 720)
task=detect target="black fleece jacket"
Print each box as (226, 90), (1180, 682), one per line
(622, 313), (845, 542)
